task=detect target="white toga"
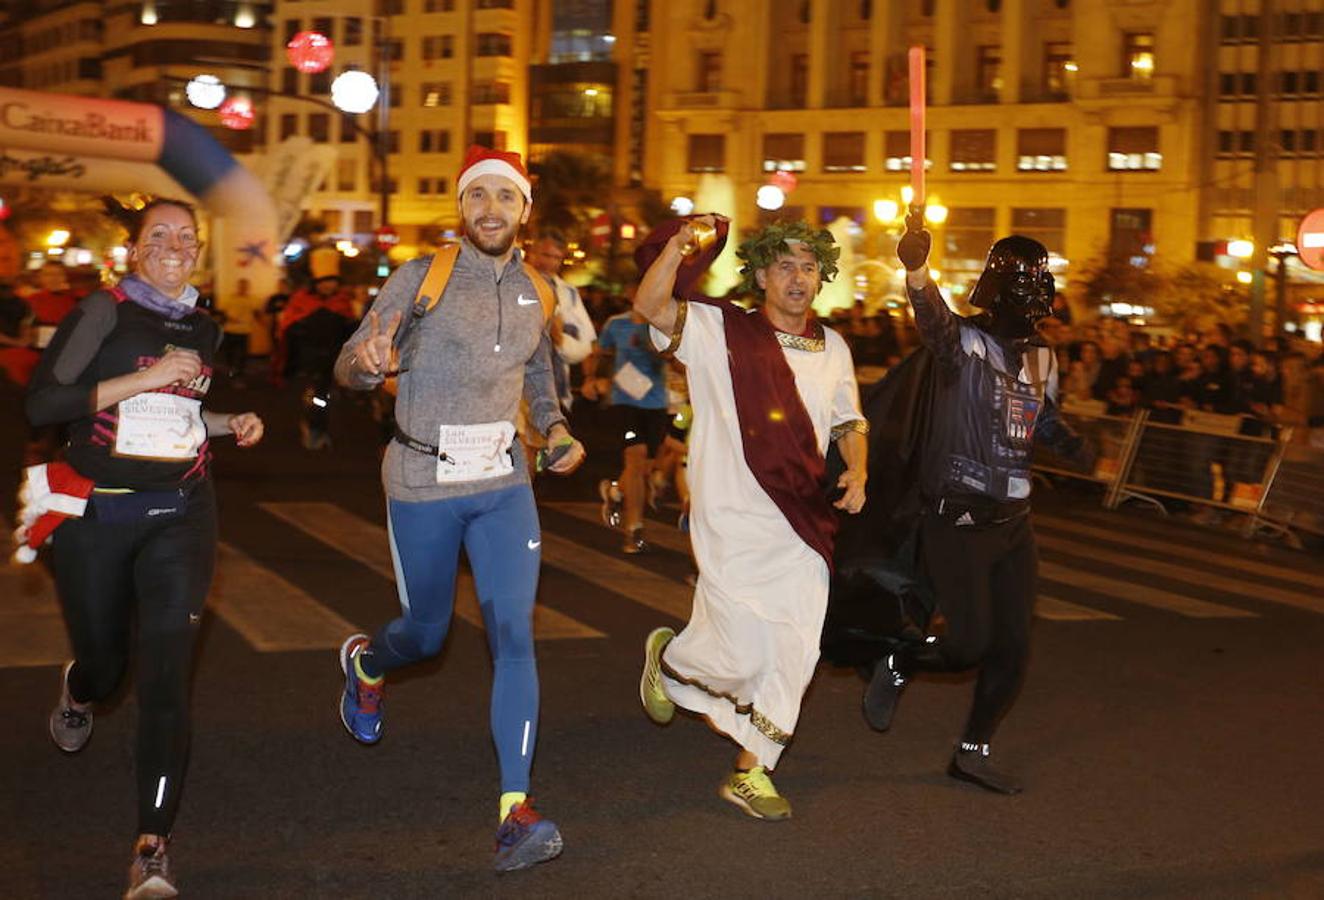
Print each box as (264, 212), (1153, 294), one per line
(651, 302), (863, 767)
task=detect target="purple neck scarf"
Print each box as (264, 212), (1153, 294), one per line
(117, 275), (199, 321)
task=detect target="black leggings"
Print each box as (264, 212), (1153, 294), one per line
(52, 481), (217, 836)
(899, 509), (1036, 745)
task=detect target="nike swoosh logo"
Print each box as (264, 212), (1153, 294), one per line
(517, 295), (539, 306)
(527, 539), (541, 550)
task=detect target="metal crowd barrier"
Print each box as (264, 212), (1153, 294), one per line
(1254, 443), (1324, 541)
(1032, 400), (1142, 508)
(1032, 401), (1323, 547)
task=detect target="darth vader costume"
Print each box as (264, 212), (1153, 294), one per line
(822, 215), (1087, 794)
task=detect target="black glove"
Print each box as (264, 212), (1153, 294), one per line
(896, 208), (932, 272)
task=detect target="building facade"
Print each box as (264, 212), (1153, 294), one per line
(0, 0), (272, 157)
(643, 0), (1227, 288)
(266, 0), (536, 247)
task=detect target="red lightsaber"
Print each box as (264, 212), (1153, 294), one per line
(908, 45), (926, 211)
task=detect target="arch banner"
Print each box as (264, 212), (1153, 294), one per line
(0, 86), (278, 315)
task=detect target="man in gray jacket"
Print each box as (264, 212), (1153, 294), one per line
(332, 145), (584, 873)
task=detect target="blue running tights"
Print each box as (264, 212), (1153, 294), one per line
(363, 484), (542, 794)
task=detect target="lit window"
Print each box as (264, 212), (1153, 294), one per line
(1123, 32), (1155, 81)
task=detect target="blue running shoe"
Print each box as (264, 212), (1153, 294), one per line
(494, 799), (563, 873)
(339, 634), (383, 744)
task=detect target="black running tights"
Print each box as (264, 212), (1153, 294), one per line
(903, 509), (1037, 744)
(51, 482), (216, 836)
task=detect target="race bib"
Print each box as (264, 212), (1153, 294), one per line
(613, 360), (653, 401)
(34, 325), (57, 349)
(115, 392), (206, 460)
(436, 421), (516, 483)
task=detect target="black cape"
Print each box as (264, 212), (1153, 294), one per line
(821, 346), (941, 667)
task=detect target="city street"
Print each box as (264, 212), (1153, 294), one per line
(2, 380), (1323, 899)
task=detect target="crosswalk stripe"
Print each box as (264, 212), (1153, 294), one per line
(1036, 595), (1121, 621)
(1037, 513), (1324, 593)
(0, 516), (359, 660)
(0, 549), (70, 668)
(1038, 533), (1324, 616)
(540, 532), (694, 621)
(210, 543), (362, 651)
(1038, 559), (1255, 618)
(545, 503), (1119, 623)
(259, 502), (604, 640)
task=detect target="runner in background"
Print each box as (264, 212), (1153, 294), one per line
(584, 286), (670, 554)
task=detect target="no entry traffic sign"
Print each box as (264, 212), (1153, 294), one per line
(1298, 208), (1324, 271)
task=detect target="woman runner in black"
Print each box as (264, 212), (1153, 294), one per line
(23, 197), (264, 899)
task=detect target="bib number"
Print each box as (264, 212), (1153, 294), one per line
(115, 393), (206, 460)
(436, 421), (516, 483)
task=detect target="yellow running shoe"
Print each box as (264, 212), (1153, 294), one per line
(719, 766), (792, 821)
(640, 627), (676, 724)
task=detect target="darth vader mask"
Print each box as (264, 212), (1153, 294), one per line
(967, 236), (1055, 341)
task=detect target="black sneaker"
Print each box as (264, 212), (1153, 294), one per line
(622, 528), (648, 554)
(947, 743), (1023, 795)
(862, 653), (906, 732)
(49, 661), (93, 753)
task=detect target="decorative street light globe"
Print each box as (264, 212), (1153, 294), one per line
(770, 170), (797, 194)
(185, 74), (226, 110)
(286, 30), (335, 74)
(756, 184), (786, 211)
(218, 95), (256, 130)
(331, 70), (380, 114)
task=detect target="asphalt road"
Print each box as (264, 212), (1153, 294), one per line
(2, 376), (1322, 899)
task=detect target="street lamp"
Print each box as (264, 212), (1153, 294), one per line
(331, 71), (379, 115)
(186, 74), (226, 110)
(165, 67), (391, 229)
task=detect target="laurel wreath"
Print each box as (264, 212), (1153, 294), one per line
(736, 221), (841, 297)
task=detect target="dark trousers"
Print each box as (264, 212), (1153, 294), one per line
(899, 507), (1036, 744)
(52, 482), (216, 835)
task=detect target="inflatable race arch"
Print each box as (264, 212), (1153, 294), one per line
(0, 86), (278, 308)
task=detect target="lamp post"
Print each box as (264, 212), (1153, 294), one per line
(1269, 242), (1297, 338)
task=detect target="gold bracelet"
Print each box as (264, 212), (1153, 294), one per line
(659, 299), (688, 357)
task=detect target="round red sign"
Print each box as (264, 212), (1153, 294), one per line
(1297, 208), (1324, 272)
(287, 31), (335, 75)
(373, 225), (399, 251)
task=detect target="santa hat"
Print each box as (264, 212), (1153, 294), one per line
(456, 145), (532, 205)
(13, 462), (93, 564)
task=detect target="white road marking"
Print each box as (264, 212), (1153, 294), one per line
(260, 502), (603, 640)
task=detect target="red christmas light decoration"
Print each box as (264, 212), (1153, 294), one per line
(219, 95), (255, 130)
(770, 170), (798, 194)
(286, 31), (335, 74)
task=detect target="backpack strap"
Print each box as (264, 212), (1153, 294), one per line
(414, 243), (461, 318)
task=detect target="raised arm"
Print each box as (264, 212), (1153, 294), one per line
(897, 211), (961, 369)
(334, 258), (426, 390)
(634, 226), (689, 335)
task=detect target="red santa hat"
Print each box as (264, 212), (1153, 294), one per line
(455, 145), (532, 205)
(13, 462), (93, 564)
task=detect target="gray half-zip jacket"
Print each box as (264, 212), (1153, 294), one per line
(335, 239), (565, 501)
